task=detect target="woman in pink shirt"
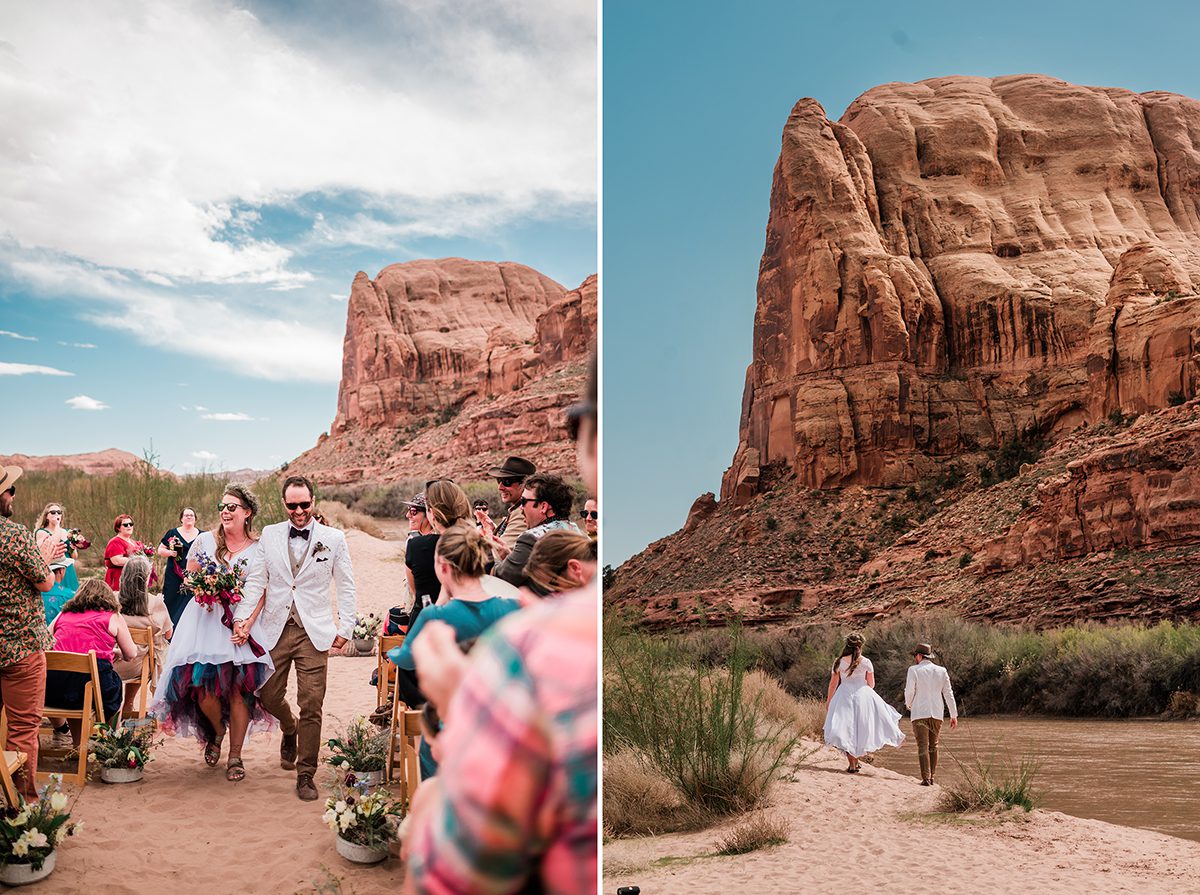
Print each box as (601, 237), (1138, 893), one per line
(46, 578), (137, 735)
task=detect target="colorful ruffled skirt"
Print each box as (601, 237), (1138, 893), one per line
(149, 598), (276, 743)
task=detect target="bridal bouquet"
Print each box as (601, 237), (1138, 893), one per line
(64, 529), (90, 552)
(134, 541), (156, 558)
(183, 552), (246, 612)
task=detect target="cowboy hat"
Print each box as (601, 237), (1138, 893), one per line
(486, 456), (536, 479)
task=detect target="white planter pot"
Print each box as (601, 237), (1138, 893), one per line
(351, 768), (385, 787)
(351, 639), (375, 655)
(335, 834), (388, 864)
(101, 765), (144, 784)
(0, 850), (56, 885)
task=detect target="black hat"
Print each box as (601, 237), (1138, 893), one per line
(487, 457), (536, 479)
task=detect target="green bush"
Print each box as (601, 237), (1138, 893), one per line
(938, 753), (1039, 813)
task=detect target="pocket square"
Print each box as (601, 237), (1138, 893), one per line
(316, 557), (330, 563)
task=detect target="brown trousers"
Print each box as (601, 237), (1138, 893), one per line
(912, 717), (943, 782)
(1, 651), (46, 801)
(258, 619), (328, 777)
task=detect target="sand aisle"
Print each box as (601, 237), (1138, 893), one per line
(36, 529), (409, 894)
(603, 742), (1200, 895)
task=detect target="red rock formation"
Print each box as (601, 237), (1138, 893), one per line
(724, 75), (1200, 498)
(294, 261), (596, 485)
(0, 449), (144, 476)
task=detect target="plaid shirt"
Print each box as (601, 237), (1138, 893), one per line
(0, 518), (53, 666)
(407, 587), (598, 895)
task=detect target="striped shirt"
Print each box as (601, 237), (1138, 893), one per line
(407, 587), (598, 894)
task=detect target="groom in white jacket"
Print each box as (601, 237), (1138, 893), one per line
(237, 475), (356, 800)
(904, 642), (958, 787)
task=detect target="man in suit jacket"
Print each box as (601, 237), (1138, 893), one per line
(237, 474), (356, 800)
(904, 642), (958, 786)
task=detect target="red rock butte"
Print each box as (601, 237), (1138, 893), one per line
(723, 74), (1200, 501)
(293, 258), (596, 484)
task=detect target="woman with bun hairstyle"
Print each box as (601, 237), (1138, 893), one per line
(524, 529), (596, 597)
(822, 632), (905, 773)
(388, 520), (521, 777)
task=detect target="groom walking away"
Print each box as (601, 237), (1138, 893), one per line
(237, 475), (357, 800)
(905, 642), (958, 786)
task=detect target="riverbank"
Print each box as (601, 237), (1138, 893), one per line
(603, 740), (1200, 894)
(34, 528), (409, 894)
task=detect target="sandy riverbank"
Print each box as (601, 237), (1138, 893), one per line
(603, 741), (1200, 894)
(34, 528), (409, 894)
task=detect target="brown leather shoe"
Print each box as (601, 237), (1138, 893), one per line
(280, 732), (297, 770)
(296, 773), (318, 801)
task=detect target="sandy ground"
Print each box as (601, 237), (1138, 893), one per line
(603, 742), (1200, 895)
(35, 528), (409, 895)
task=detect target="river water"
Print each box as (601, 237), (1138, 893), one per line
(869, 715), (1200, 842)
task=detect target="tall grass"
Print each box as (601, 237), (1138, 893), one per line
(604, 621), (798, 816)
(938, 753), (1040, 813)
(676, 617), (1200, 718)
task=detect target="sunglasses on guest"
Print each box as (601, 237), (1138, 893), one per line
(496, 477), (523, 487)
(406, 506), (424, 516)
(517, 497), (544, 508)
(285, 501), (312, 511)
(120, 521), (134, 528)
(48, 509), (64, 516)
(579, 510), (598, 521)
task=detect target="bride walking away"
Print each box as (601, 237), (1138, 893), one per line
(823, 633), (905, 773)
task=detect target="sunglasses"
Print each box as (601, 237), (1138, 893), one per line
(566, 401), (596, 441)
(48, 510), (64, 515)
(425, 478), (457, 491)
(579, 510), (598, 521)
(3, 487), (14, 497)
(517, 497), (544, 508)
(285, 501), (312, 511)
(496, 477), (522, 487)
(120, 521), (134, 528)
(217, 503), (245, 512)
(406, 506), (424, 516)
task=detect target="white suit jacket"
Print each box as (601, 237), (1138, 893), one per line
(904, 660), (958, 722)
(238, 520), (357, 651)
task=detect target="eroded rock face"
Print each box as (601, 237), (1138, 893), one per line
(724, 75), (1200, 498)
(294, 260), (596, 484)
(0, 449), (144, 476)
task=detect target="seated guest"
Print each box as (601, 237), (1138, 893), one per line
(491, 473), (582, 588)
(46, 578), (138, 736)
(112, 555), (173, 715)
(580, 497), (598, 541)
(525, 530), (597, 597)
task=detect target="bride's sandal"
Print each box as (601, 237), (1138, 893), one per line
(225, 757), (245, 782)
(204, 739), (223, 767)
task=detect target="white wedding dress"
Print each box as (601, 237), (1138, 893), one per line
(822, 655), (905, 757)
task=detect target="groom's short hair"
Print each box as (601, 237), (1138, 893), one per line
(281, 474), (316, 500)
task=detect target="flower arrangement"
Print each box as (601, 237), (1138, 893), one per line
(351, 613), (382, 640)
(88, 723), (160, 770)
(322, 784), (406, 850)
(0, 776), (81, 871)
(64, 529), (90, 552)
(326, 717), (388, 773)
(183, 552), (247, 613)
(134, 541), (156, 558)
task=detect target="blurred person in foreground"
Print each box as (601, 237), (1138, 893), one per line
(405, 356), (598, 895)
(0, 464), (65, 801)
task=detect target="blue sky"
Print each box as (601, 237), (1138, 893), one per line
(603, 0), (1200, 566)
(1, 0), (596, 474)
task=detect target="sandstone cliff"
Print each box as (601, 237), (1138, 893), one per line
(724, 74), (1200, 500)
(293, 261), (595, 484)
(0, 449), (145, 476)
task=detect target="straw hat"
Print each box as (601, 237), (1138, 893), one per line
(0, 464), (22, 492)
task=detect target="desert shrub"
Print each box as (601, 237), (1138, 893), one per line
(318, 501), (384, 538)
(1168, 390), (1187, 407)
(604, 623), (798, 816)
(1165, 690), (1200, 717)
(713, 813), (791, 855)
(603, 750), (712, 836)
(741, 670), (824, 739)
(959, 553), (973, 568)
(938, 754), (1039, 813)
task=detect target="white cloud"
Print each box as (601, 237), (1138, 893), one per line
(192, 450), (219, 461)
(0, 330), (37, 341)
(0, 1), (595, 285)
(202, 412), (254, 421)
(66, 395), (108, 410)
(0, 362), (72, 376)
(56, 341), (97, 349)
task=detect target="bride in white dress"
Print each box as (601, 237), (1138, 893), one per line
(823, 633), (904, 772)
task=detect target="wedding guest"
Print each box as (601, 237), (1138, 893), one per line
(0, 463), (64, 801)
(476, 456), (536, 563)
(158, 507), (200, 626)
(112, 555), (173, 716)
(580, 498), (598, 541)
(406, 481), (471, 631)
(104, 514), (143, 591)
(405, 356), (598, 894)
(46, 578), (137, 730)
(524, 530), (597, 597)
(35, 502), (79, 621)
(492, 473), (583, 588)
(388, 521), (520, 778)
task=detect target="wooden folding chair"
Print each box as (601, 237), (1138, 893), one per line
(0, 709), (28, 808)
(122, 627), (157, 722)
(39, 650), (106, 786)
(384, 685), (422, 803)
(376, 634), (406, 707)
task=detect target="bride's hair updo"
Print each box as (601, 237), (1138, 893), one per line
(834, 632), (865, 677)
